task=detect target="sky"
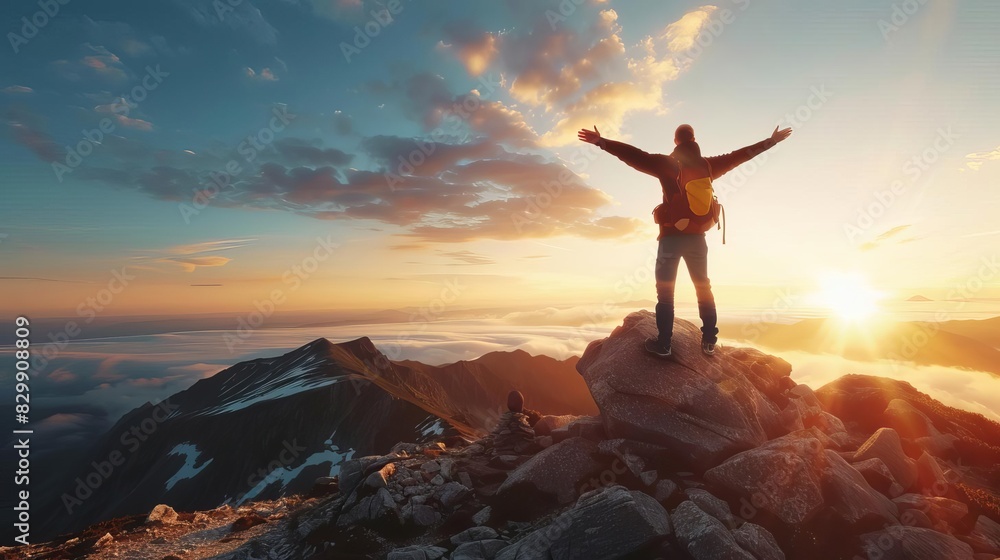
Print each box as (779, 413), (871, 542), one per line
(2, 0), (1000, 319)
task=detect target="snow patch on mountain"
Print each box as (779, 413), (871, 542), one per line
(165, 442), (214, 491)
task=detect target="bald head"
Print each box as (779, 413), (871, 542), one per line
(675, 124), (695, 145)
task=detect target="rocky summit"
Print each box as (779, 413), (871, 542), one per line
(9, 311), (1000, 560)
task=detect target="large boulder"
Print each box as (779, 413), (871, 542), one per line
(706, 432), (896, 528)
(860, 526), (974, 560)
(731, 522), (785, 560)
(963, 515), (1000, 554)
(852, 428), (918, 490)
(496, 485), (669, 560)
(534, 415), (583, 436)
(495, 437), (605, 506)
(576, 312), (793, 470)
(822, 450), (898, 527)
(705, 433), (827, 525)
(670, 500), (756, 560)
(892, 494), (967, 529)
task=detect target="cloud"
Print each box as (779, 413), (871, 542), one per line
(966, 145), (1000, 171)
(81, 17), (187, 57)
(246, 66), (278, 81)
(332, 111), (353, 135)
(51, 44), (130, 82)
(165, 238), (257, 255)
(7, 112), (63, 163)
(2, 85), (33, 94)
(173, 0), (279, 45)
(133, 238), (254, 272)
(663, 6), (719, 53)
(435, 4), (717, 146)
(860, 225), (913, 251)
(440, 250), (496, 266)
(160, 255), (233, 272)
(93, 98), (155, 130)
(273, 138), (353, 166)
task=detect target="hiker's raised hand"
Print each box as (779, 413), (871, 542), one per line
(578, 126), (602, 145)
(770, 126), (792, 143)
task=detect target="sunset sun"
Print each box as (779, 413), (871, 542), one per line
(815, 272), (884, 322)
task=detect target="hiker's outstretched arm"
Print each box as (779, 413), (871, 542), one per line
(706, 127), (792, 180)
(578, 127), (671, 177)
(599, 139), (672, 177)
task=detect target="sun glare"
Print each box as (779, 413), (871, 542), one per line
(815, 272), (884, 322)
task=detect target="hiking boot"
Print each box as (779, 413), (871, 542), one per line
(644, 338), (672, 358)
(702, 341), (717, 356)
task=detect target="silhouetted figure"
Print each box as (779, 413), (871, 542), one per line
(579, 124), (792, 357)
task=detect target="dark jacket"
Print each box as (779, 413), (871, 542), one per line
(599, 136), (778, 196)
(598, 136), (778, 236)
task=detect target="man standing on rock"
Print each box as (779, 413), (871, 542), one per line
(578, 124), (792, 358)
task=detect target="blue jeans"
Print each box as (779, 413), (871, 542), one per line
(654, 233), (719, 345)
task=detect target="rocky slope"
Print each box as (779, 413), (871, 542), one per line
(9, 311), (1000, 560)
(29, 336), (593, 542)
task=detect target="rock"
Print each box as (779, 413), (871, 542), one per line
(434, 481), (472, 508)
(705, 433), (826, 525)
(851, 457), (898, 495)
(884, 399), (937, 439)
(95, 532), (114, 547)
(899, 508), (934, 529)
(310, 476), (339, 497)
(392, 442), (422, 456)
(388, 545), (448, 560)
(337, 487), (399, 527)
(598, 439), (648, 478)
(231, 513), (266, 533)
(860, 526), (974, 560)
(964, 515), (1000, 554)
(430, 474), (445, 486)
(507, 390), (524, 413)
(576, 312), (791, 470)
(653, 479), (678, 503)
(808, 411), (849, 447)
(341, 455), (379, 487)
(472, 506), (492, 526)
(452, 526), (500, 545)
(439, 458), (455, 480)
(411, 504), (441, 527)
(495, 437), (605, 506)
(404, 484), (429, 497)
(852, 428), (918, 490)
(489, 412), (538, 455)
(684, 488), (740, 530)
(671, 500), (756, 560)
(892, 494), (967, 529)
(731, 522), (785, 560)
(534, 415), (582, 436)
(453, 540), (508, 560)
(914, 451), (949, 494)
(640, 470), (658, 486)
(147, 504), (179, 525)
(488, 455), (523, 470)
(822, 450), (898, 527)
(496, 485), (670, 560)
(459, 471), (474, 488)
(365, 462), (396, 489)
(789, 384), (823, 420)
(562, 416), (607, 442)
(421, 460), (441, 474)
(537, 435), (553, 448)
